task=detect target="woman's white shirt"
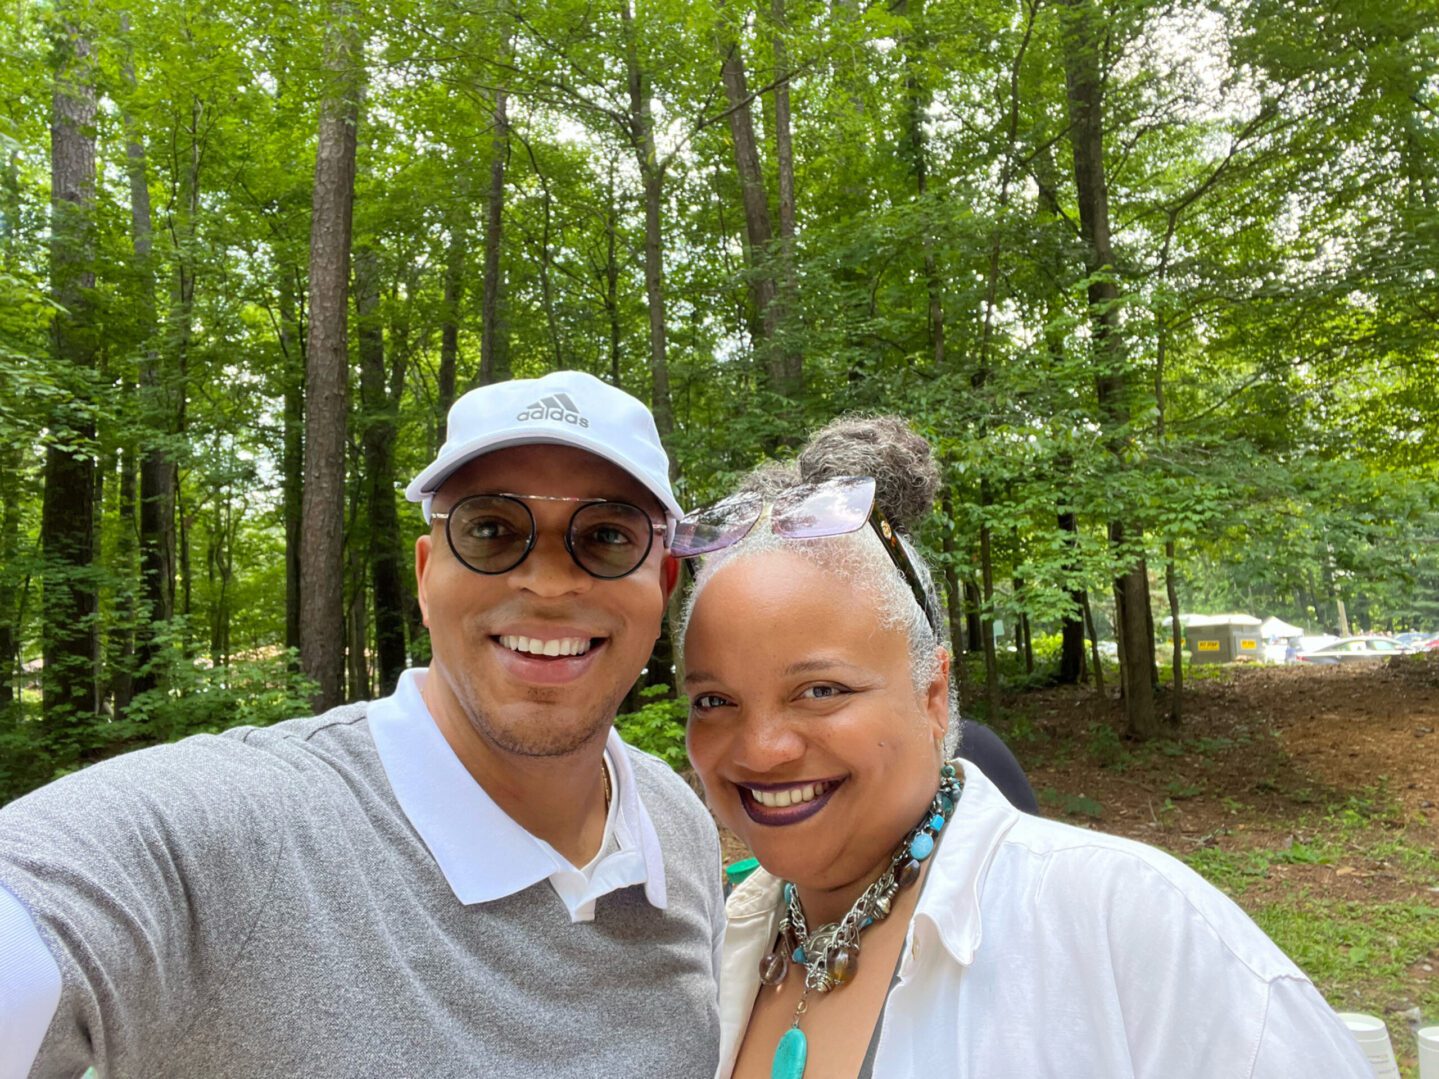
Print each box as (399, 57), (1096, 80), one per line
(717, 761), (1370, 1079)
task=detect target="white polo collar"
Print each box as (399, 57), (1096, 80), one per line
(367, 668), (668, 912)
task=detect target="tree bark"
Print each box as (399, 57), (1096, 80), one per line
(355, 246), (408, 695)
(1058, 0), (1158, 738)
(437, 227), (463, 442)
(978, 506), (999, 719)
(899, 0), (945, 370)
(300, 3), (361, 711)
(280, 270), (305, 656)
(621, 0), (675, 445)
(716, 31), (782, 374)
(122, 21), (176, 703)
(478, 59), (511, 388)
(1081, 589), (1105, 695)
(939, 489), (966, 713)
(1056, 510), (1087, 684)
(41, 16), (99, 729)
(770, 0), (800, 393)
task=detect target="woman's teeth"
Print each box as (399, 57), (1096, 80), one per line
(499, 635), (591, 657)
(748, 782), (831, 808)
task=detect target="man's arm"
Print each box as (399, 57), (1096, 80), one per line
(0, 884), (61, 1079)
(0, 735), (288, 1076)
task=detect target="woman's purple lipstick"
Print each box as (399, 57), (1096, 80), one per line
(737, 779), (843, 826)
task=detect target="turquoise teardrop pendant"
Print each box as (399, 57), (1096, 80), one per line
(772, 1026), (808, 1079)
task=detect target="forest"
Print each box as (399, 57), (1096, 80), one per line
(2, 0), (1436, 802)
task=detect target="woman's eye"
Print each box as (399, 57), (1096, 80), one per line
(690, 693), (729, 711)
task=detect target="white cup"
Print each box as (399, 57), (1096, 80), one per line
(1339, 1013), (1401, 1079)
(1417, 1025), (1439, 1079)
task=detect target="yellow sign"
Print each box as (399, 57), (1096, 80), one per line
(1239, 639), (1257, 650)
(1197, 640), (1220, 651)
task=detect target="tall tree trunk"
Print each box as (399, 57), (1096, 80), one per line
(939, 491), (967, 713)
(899, 0), (945, 370)
(437, 228), (463, 442)
(1058, 0), (1158, 738)
(300, 3), (361, 711)
(0, 147), (21, 707)
(978, 507), (999, 719)
(715, 30), (786, 391)
(478, 57), (511, 387)
(963, 580), (983, 656)
(280, 270), (305, 656)
(1056, 510), (1087, 684)
(41, 15), (99, 731)
(122, 23), (176, 703)
(0, 445), (20, 707)
(1081, 589), (1105, 695)
(355, 246), (408, 696)
(769, 0), (801, 393)
(603, 161), (623, 386)
(1035, 147), (1087, 686)
(621, 0), (675, 445)
(110, 447), (137, 715)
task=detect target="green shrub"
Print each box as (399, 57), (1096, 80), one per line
(615, 684), (689, 771)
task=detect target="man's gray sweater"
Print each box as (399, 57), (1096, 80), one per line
(0, 705), (724, 1078)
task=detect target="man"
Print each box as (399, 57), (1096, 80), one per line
(0, 371), (724, 1078)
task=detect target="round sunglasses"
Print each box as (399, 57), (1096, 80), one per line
(431, 493), (666, 579)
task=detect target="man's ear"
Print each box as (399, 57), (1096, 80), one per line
(660, 554), (682, 601)
(414, 534), (432, 627)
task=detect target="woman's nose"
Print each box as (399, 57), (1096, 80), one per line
(727, 709), (807, 775)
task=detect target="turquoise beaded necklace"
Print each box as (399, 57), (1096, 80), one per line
(760, 762), (964, 1079)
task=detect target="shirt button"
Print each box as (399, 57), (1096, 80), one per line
(911, 941), (920, 960)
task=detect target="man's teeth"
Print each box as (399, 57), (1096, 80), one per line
(748, 782), (830, 809)
(499, 635), (592, 657)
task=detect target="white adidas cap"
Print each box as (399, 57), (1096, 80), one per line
(405, 370), (682, 524)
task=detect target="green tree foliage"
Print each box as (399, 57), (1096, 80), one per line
(1, 0), (1435, 799)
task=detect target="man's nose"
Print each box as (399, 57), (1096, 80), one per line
(506, 528), (592, 597)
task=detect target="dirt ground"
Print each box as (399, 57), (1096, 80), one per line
(1018, 655), (1439, 905)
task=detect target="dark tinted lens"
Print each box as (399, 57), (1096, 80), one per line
(569, 502), (655, 578)
(771, 476), (875, 538)
(447, 496), (533, 573)
(671, 493), (763, 557)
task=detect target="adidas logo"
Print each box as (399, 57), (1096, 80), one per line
(517, 392), (589, 428)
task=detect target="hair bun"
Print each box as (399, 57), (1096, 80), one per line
(796, 414), (939, 532)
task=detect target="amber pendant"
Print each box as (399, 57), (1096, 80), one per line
(828, 946), (858, 985)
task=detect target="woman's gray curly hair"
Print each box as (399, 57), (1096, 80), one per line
(678, 414), (962, 753)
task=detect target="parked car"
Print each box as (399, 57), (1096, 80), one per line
(1295, 636), (1407, 664)
(1394, 631), (1433, 650)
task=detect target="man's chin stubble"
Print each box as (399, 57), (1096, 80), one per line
(468, 702), (617, 758)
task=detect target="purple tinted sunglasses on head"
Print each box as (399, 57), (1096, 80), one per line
(671, 475), (941, 635)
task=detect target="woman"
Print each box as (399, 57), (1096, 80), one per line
(675, 416), (1368, 1079)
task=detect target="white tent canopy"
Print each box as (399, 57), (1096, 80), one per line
(1179, 613), (1261, 628)
(1259, 616), (1305, 638)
